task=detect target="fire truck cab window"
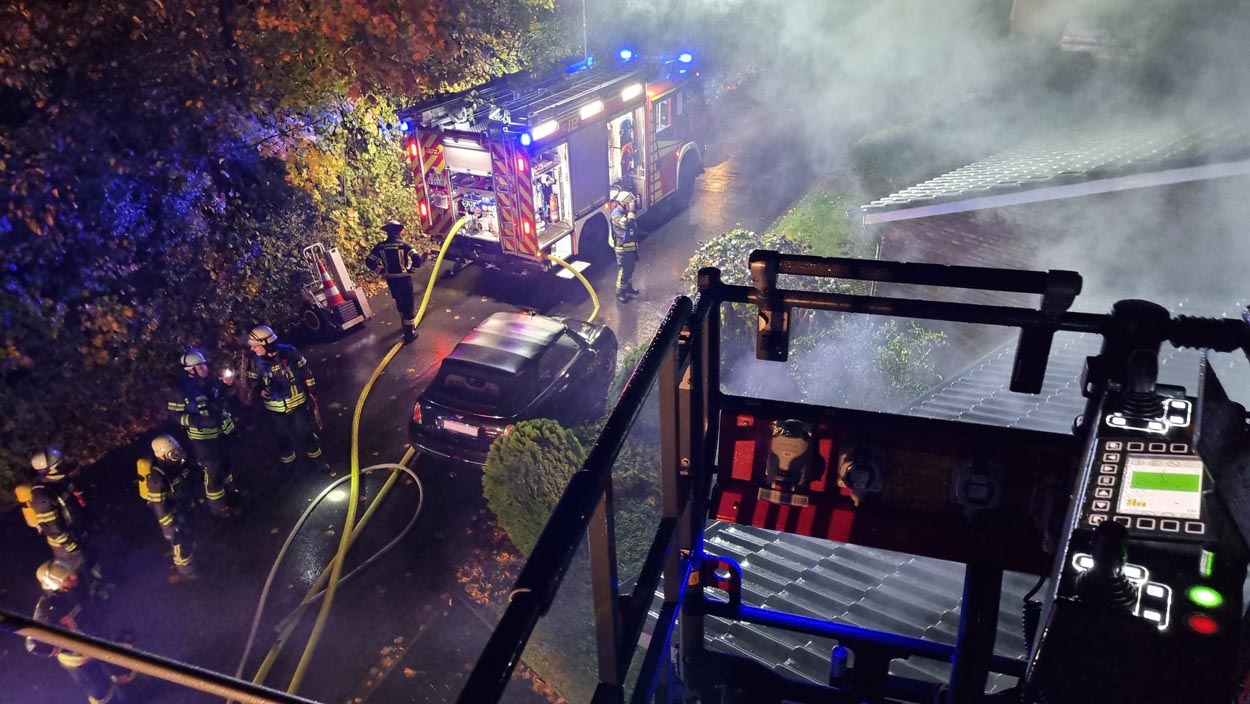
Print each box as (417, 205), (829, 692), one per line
(654, 97), (672, 135)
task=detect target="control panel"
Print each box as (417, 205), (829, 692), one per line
(1028, 383), (1246, 702)
(1082, 435), (1210, 539)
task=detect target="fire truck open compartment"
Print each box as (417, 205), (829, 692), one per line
(608, 108), (647, 205)
(441, 142), (498, 241)
(531, 144), (573, 246)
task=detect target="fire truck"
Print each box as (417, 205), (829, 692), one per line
(398, 52), (707, 278)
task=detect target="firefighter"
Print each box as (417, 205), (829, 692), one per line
(138, 435), (198, 581)
(365, 220), (423, 344)
(609, 187), (641, 303)
(26, 560), (136, 704)
(16, 448), (102, 586)
(168, 348), (238, 516)
(245, 325), (325, 468)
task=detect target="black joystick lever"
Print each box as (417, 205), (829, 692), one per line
(1120, 350), (1164, 421)
(1076, 521), (1137, 609)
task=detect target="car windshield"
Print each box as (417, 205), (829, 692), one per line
(426, 360), (528, 415)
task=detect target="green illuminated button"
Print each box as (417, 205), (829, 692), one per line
(1199, 549), (1215, 578)
(1187, 585), (1224, 609)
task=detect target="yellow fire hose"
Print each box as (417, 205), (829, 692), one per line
(249, 219), (601, 697)
(281, 216), (473, 694)
(242, 454), (414, 690)
(547, 254), (600, 323)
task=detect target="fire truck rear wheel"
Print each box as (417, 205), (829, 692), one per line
(579, 217), (612, 264)
(675, 156), (700, 211)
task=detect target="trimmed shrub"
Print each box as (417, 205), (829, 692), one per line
(483, 419), (586, 556)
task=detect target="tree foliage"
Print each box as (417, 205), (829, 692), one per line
(0, 0), (564, 490)
(483, 419), (585, 556)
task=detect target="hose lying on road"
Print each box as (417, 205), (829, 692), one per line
(281, 216), (472, 696)
(547, 254), (600, 323)
(234, 455), (423, 690)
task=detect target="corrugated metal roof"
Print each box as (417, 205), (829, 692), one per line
(861, 115), (1250, 222)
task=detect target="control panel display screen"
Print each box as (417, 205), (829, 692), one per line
(1116, 454), (1204, 520)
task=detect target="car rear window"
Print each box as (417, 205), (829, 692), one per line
(427, 361), (525, 414)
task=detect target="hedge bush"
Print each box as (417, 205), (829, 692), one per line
(482, 419), (586, 556)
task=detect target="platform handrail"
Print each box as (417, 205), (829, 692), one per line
(0, 608), (318, 704)
(456, 296), (695, 704)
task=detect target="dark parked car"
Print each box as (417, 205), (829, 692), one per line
(409, 311), (618, 465)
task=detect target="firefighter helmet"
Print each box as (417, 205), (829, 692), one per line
(249, 325), (278, 347)
(151, 434), (185, 463)
(181, 348), (208, 370)
(382, 220), (404, 234)
(35, 560), (77, 592)
(609, 188), (636, 207)
(30, 447), (64, 475)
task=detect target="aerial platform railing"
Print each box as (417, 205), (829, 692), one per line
(459, 250), (1250, 704)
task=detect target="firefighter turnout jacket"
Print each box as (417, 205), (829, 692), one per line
(168, 374), (236, 441)
(16, 478), (88, 566)
(610, 204), (638, 253)
(28, 586), (135, 703)
(247, 344), (316, 414)
(365, 239), (421, 278)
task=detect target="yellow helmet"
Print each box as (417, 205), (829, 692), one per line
(35, 560), (77, 591)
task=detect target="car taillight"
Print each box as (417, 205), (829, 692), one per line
(412, 404), (422, 424)
(484, 423), (516, 439)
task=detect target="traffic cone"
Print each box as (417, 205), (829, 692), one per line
(316, 259), (347, 306)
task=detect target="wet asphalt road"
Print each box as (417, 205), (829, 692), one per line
(0, 85), (817, 703)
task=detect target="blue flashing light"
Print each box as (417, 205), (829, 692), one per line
(677, 52), (693, 64)
(678, 68), (688, 75)
(618, 48), (634, 61)
(520, 132), (532, 147)
(564, 56), (593, 74)
(399, 120), (410, 132)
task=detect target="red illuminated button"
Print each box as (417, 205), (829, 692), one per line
(1186, 613), (1220, 635)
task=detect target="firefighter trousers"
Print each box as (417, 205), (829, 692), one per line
(188, 437), (235, 515)
(151, 506), (195, 575)
(615, 250), (638, 293)
(386, 276), (417, 335)
(267, 404), (321, 465)
(60, 654), (126, 703)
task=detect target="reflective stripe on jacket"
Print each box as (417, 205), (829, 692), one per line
(168, 376), (235, 440)
(247, 344), (315, 413)
(366, 240), (419, 278)
(609, 206), (638, 252)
